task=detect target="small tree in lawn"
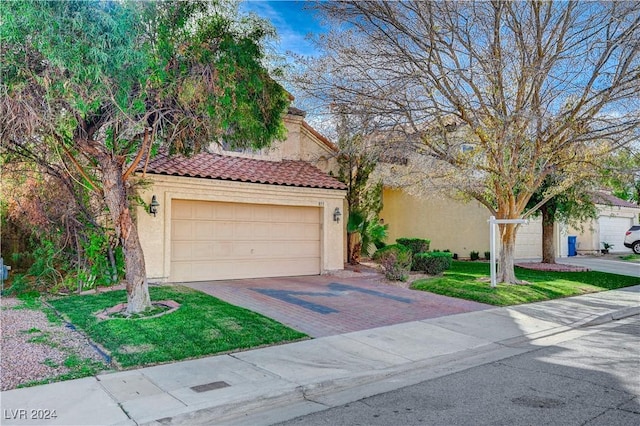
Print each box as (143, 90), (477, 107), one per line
(1, 1), (290, 312)
(295, 1), (640, 283)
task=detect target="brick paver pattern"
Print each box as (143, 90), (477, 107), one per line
(185, 274), (490, 337)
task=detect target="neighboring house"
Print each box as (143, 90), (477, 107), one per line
(374, 119), (639, 260)
(379, 188), (543, 260)
(135, 108), (347, 283)
(562, 192), (640, 255)
(380, 187), (639, 260)
(374, 120), (544, 260)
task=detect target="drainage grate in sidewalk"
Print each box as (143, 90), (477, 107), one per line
(190, 381), (230, 393)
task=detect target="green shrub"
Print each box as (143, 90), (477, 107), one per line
(78, 229), (124, 291)
(396, 238), (431, 255)
(484, 251), (491, 260)
(4, 274), (30, 296)
(470, 251), (480, 261)
(9, 239), (69, 294)
(412, 252), (453, 275)
(372, 244), (411, 261)
(373, 244), (412, 281)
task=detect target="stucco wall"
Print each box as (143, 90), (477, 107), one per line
(566, 219), (598, 255)
(278, 115), (338, 173)
(208, 114), (338, 173)
(380, 188), (544, 260)
(136, 174), (346, 282)
(380, 188), (489, 257)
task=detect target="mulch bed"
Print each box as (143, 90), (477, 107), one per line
(516, 263), (590, 272)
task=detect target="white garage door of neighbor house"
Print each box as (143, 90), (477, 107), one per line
(599, 216), (633, 252)
(171, 200), (321, 281)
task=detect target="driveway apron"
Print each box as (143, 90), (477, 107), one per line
(183, 274), (490, 337)
(558, 256), (640, 277)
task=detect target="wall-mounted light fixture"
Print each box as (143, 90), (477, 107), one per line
(149, 195), (160, 217)
(333, 207), (342, 223)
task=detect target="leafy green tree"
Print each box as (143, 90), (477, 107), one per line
(603, 148), (640, 204)
(527, 177), (598, 264)
(1, 1), (290, 312)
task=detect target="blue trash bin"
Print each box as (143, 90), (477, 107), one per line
(568, 236), (577, 257)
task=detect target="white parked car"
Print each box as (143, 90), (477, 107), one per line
(624, 226), (640, 254)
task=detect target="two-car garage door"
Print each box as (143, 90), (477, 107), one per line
(171, 200), (321, 281)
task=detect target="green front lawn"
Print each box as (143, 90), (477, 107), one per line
(48, 286), (307, 368)
(411, 261), (639, 306)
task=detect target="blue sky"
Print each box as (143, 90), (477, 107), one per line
(240, 1), (330, 129)
(240, 1), (325, 57)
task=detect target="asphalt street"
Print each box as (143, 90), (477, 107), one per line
(276, 316), (640, 426)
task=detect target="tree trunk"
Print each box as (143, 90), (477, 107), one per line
(541, 204), (556, 264)
(498, 223), (520, 284)
(107, 244), (118, 284)
(99, 156), (152, 314)
(348, 232), (361, 264)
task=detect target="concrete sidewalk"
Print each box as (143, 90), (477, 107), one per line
(2, 286), (639, 426)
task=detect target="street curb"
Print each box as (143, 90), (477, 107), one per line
(578, 306), (640, 327)
(140, 385), (306, 426)
(164, 343), (542, 425)
(139, 345), (512, 425)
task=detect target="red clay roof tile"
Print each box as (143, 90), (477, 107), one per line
(142, 151), (347, 190)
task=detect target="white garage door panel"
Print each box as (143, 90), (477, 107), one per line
(514, 218), (542, 259)
(172, 241), (215, 260)
(170, 200), (321, 281)
(172, 258), (320, 282)
(172, 221), (318, 241)
(599, 216), (632, 252)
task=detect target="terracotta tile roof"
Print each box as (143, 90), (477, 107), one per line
(592, 191), (639, 209)
(142, 151), (347, 190)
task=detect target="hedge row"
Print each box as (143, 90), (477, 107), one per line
(396, 238), (430, 255)
(412, 252), (453, 275)
(373, 238), (452, 280)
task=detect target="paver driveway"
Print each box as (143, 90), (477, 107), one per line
(184, 271), (489, 337)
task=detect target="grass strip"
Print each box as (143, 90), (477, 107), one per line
(618, 254), (640, 262)
(411, 261), (639, 306)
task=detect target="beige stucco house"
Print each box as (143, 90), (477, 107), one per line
(374, 119), (639, 260)
(380, 187), (638, 260)
(379, 188), (543, 260)
(563, 192), (639, 255)
(136, 108), (347, 283)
